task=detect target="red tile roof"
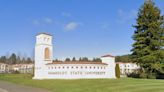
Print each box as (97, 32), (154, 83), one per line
(116, 62), (134, 64)
(101, 54), (115, 58)
(46, 61), (108, 65)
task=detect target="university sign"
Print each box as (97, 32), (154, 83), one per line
(33, 33), (116, 79)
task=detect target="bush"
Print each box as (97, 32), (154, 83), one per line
(13, 70), (20, 74)
(127, 72), (140, 78)
(156, 73), (164, 79)
(115, 64), (120, 78)
(147, 73), (156, 79)
(139, 72), (148, 79)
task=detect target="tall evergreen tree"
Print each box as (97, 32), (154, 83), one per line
(65, 58), (71, 62)
(0, 56), (7, 63)
(81, 57), (89, 61)
(22, 57), (26, 64)
(26, 57), (33, 64)
(79, 57), (82, 61)
(72, 57), (76, 61)
(16, 56), (21, 64)
(131, 0), (164, 78)
(9, 53), (17, 64)
(92, 58), (102, 62)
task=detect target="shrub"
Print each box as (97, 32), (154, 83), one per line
(127, 72), (140, 78)
(13, 70), (20, 74)
(147, 73), (156, 79)
(115, 64), (120, 78)
(139, 72), (147, 79)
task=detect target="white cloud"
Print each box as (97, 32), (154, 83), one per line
(116, 9), (137, 24)
(32, 20), (40, 25)
(32, 17), (54, 26)
(61, 12), (71, 17)
(64, 22), (79, 31)
(44, 18), (53, 24)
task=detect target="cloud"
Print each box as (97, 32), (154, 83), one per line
(61, 12), (71, 17)
(116, 9), (137, 24)
(32, 20), (40, 25)
(64, 22), (79, 31)
(101, 23), (110, 30)
(44, 18), (53, 24)
(32, 17), (54, 26)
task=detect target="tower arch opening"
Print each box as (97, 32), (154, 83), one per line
(45, 47), (50, 60)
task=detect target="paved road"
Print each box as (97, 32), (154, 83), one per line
(0, 81), (51, 92)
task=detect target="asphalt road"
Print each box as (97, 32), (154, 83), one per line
(0, 81), (51, 92)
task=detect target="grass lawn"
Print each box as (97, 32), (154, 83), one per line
(0, 74), (164, 92)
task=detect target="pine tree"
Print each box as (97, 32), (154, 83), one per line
(16, 56), (21, 64)
(65, 58), (71, 62)
(26, 57), (32, 64)
(82, 57), (89, 61)
(72, 57), (76, 61)
(22, 57), (26, 64)
(131, 0), (164, 78)
(0, 56), (7, 63)
(9, 53), (17, 64)
(92, 58), (102, 62)
(79, 57), (82, 61)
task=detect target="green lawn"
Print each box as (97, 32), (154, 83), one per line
(0, 74), (164, 92)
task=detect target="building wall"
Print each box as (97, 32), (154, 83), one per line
(34, 57), (116, 79)
(33, 33), (116, 79)
(117, 62), (140, 75)
(43, 64), (108, 79)
(101, 56), (116, 78)
(34, 34), (53, 79)
(0, 63), (9, 73)
(11, 64), (34, 74)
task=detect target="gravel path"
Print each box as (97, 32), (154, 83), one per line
(0, 81), (51, 92)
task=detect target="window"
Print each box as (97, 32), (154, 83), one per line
(47, 38), (49, 42)
(45, 48), (50, 59)
(44, 37), (46, 41)
(128, 69), (130, 72)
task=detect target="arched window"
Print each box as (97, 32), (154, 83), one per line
(45, 47), (50, 59)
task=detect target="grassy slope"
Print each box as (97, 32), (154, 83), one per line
(0, 74), (164, 92)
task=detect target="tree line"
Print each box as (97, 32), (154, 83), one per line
(53, 57), (102, 62)
(115, 54), (132, 63)
(0, 53), (34, 64)
(0, 53), (102, 64)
